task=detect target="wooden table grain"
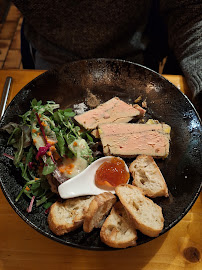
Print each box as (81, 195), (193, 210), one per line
(0, 70), (201, 270)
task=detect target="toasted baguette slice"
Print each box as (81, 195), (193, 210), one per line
(129, 155), (169, 198)
(83, 192), (116, 233)
(100, 201), (138, 248)
(48, 196), (94, 235)
(115, 184), (164, 237)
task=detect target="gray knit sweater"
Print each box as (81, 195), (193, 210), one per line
(13, 0), (202, 108)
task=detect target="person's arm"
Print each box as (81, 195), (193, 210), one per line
(160, 0), (202, 117)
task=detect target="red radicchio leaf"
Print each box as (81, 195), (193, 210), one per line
(26, 196), (35, 213)
(35, 112), (48, 144)
(28, 162), (34, 169)
(45, 207), (51, 214)
(35, 113), (55, 162)
(36, 143), (51, 160)
(3, 153), (14, 160)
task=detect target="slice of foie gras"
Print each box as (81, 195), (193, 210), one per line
(74, 97), (141, 130)
(98, 123), (171, 158)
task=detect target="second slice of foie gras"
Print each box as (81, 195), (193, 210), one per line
(98, 123), (171, 158)
(74, 97), (141, 130)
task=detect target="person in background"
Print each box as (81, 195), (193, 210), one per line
(13, 0), (202, 116)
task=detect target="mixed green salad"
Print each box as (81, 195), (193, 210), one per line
(2, 99), (95, 212)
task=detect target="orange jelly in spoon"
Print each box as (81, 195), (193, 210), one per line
(95, 157), (130, 190)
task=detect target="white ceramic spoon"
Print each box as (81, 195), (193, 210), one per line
(58, 156), (130, 199)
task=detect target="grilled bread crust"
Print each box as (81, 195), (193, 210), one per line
(115, 184), (164, 237)
(100, 201), (138, 248)
(83, 192), (117, 233)
(48, 196), (94, 235)
(129, 155), (169, 198)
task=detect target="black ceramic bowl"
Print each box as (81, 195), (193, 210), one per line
(0, 59), (201, 250)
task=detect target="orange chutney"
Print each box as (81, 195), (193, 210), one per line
(95, 157), (129, 190)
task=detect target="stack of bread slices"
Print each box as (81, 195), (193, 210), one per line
(48, 154), (169, 248)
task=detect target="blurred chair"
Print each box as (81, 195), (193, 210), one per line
(20, 19), (36, 69)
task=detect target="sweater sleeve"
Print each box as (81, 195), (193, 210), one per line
(160, 1), (202, 106)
